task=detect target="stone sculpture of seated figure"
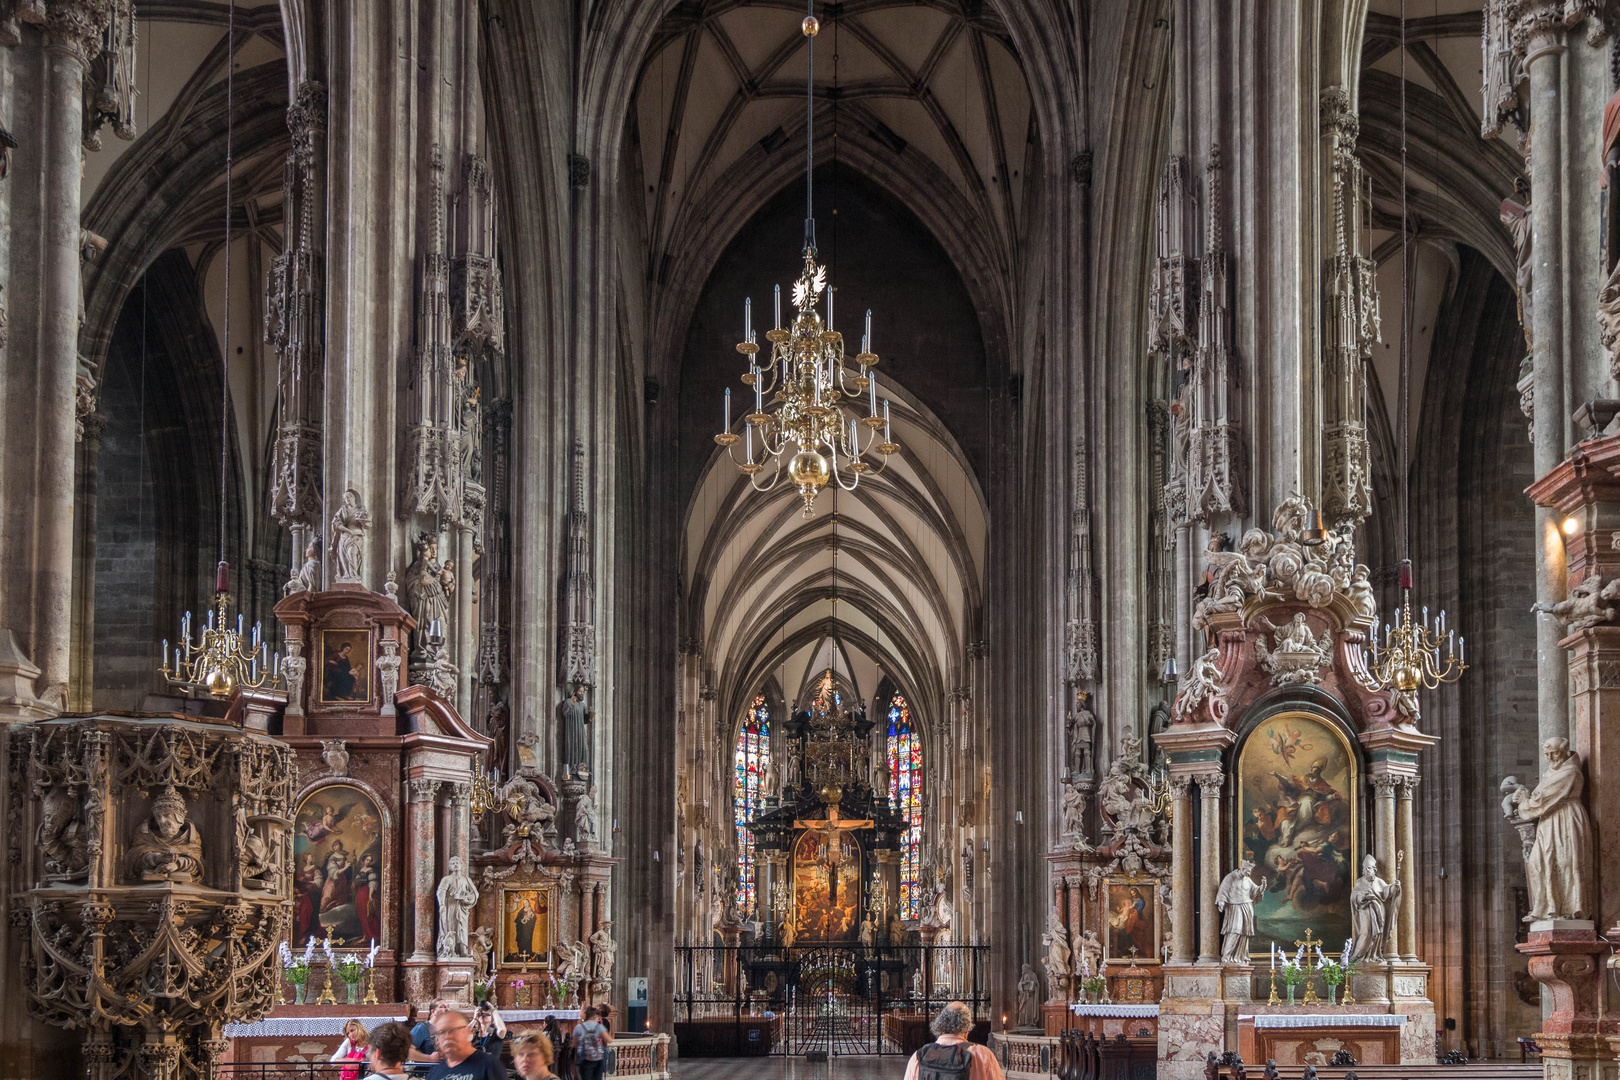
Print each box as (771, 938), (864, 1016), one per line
(127, 785), (205, 883)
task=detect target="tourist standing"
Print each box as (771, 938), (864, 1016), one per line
(902, 1002), (1003, 1080)
(512, 1031), (558, 1080)
(367, 1022), (416, 1080)
(571, 1006), (614, 1080)
(428, 1006), (508, 1080)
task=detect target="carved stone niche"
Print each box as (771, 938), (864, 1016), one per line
(8, 714), (296, 1080)
(275, 582), (416, 737)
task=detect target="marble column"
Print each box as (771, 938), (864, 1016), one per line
(1396, 776), (1419, 962)
(408, 778), (441, 961)
(444, 780), (471, 868)
(1369, 774), (1400, 957)
(1196, 773), (1223, 965)
(1170, 775), (1195, 964)
(1525, 20), (1571, 750)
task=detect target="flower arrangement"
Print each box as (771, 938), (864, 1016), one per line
(1318, 940), (1357, 1004)
(281, 937), (317, 986)
(1278, 944), (1310, 1003)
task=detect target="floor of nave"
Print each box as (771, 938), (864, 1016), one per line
(671, 1055), (905, 1080)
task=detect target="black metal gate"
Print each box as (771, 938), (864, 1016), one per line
(673, 943), (990, 1057)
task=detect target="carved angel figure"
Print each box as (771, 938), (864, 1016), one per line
(1532, 575), (1620, 631)
(1074, 929), (1103, 981)
(500, 775), (556, 837)
(471, 925), (495, 979)
(233, 791), (277, 889)
(1195, 532), (1267, 625)
(1172, 647), (1225, 719)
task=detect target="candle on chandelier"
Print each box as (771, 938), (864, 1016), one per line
(724, 387), (731, 432)
(745, 297), (753, 343)
(746, 424), (753, 462)
(162, 640), (170, 669)
(827, 285), (834, 330)
(868, 372), (877, 415)
(883, 399), (891, 441)
(1459, 636), (1466, 664)
(864, 309), (872, 351)
(774, 284), (781, 330)
(754, 366), (763, 409)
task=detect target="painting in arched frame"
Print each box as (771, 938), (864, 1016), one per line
(1234, 711), (1359, 959)
(293, 784), (384, 947)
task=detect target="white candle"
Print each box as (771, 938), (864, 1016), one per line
(163, 640), (170, 668)
(1270, 942), (1276, 971)
(745, 297), (752, 342)
(746, 424), (753, 462)
(883, 399), (891, 441)
(865, 308), (872, 352)
(869, 373), (877, 415)
(827, 285), (834, 330)
(724, 387), (731, 431)
(754, 366), (763, 409)
(774, 284), (781, 329)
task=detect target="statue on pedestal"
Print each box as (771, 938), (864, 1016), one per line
(403, 533), (455, 661)
(1017, 963), (1041, 1027)
(575, 785), (600, 846)
(558, 684), (594, 777)
(435, 856), (479, 958)
(590, 921), (617, 982)
(330, 488), (371, 585)
(1215, 860), (1265, 964)
(1512, 738), (1594, 921)
(127, 786), (204, 884)
(1349, 855), (1400, 962)
(1042, 910), (1071, 1002)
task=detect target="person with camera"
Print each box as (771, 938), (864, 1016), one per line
(473, 1000), (510, 1062)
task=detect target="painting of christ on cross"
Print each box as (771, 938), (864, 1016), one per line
(791, 828), (865, 941)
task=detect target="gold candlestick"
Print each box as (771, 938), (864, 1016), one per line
(1267, 972), (1280, 1006)
(364, 970), (379, 1005)
(317, 967), (337, 1005)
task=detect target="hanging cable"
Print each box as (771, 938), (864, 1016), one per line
(218, 0), (236, 573)
(804, 0), (817, 254)
(1398, 0), (1410, 562)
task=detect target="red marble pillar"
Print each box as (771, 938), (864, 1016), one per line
(1518, 925), (1616, 1080)
(405, 777), (440, 986)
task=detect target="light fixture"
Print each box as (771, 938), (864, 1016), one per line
(160, 1), (279, 699)
(1358, 6), (1464, 719)
(714, 0), (897, 517)
(1562, 516), (1580, 536)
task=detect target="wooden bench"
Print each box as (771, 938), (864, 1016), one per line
(1055, 1031), (1156, 1080)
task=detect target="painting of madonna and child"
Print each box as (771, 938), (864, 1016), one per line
(293, 785), (384, 947)
(1236, 713), (1357, 958)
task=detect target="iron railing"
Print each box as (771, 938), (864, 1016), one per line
(673, 942), (991, 1057)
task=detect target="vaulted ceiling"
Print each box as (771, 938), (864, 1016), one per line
(685, 381), (986, 739)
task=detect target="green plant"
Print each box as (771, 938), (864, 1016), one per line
(1081, 976), (1106, 997)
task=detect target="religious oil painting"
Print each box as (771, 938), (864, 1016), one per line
(319, 628), (371, 703)
(1236, 712), (1357, 958)
(1104, 878), (1158, 964)
(293, 784), (384, 946)
(499, 887), (553, 967)
(791, 829), (863, 941)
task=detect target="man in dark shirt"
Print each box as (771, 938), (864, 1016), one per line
(428, 1007), (507, 1080)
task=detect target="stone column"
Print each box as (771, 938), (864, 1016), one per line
(1396, 776), (1419, 962)
(454, 526), (476, 718)
(1369, 775), (1400, 957)
(1170, 775), (1195, 964)
(444, 780), (471, 868)
(1196, 772), (1223, 965)
(1524, 19), (1571, 750)
(407, 778), (441, 962)
(69, 413), (107, 710)
(0, 5), (110, 714)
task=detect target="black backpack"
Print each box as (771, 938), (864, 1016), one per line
(916, 1041), (974, 1080)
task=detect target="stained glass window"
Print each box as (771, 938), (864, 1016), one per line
(887, 694), (923, 920)
(733, 695), (771, 916)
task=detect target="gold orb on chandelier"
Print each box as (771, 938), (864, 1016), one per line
(802, 15), (819, 36)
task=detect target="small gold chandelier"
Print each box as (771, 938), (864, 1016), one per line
(162, 562), (281, 697)
(715, 5), (898, 517)
(1362, 559), (1465, 716)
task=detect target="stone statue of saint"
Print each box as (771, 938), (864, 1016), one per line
(1514, 738), (1594, 921)
(1041, 910), (1071, 1002)
(128, 785), (204, 883)
(575, 785), (600, 845)
(1017, 963), (1041, 1028)
(1061, 782), (1086, 839)
(435, 855), (479, 958)
(403, 532), (454, 661)
(233, 792), (277, 889)
(471, 926), (494, 979)
(1215, 860), (1266, 964)
(558, 684), (594, 775)
(1066, 693), (1097, 781)
(286, 539), (321, 596)
(1349, 854), (1400, 962)
(1074, 928), (1103, 981)
(859, 918), (874, 946)
(330, 488), (370, 584)
(37, 785), (87, 880)
(589, 920), (617, 982)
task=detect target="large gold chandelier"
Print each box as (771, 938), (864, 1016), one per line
(714, 6), (897, 517)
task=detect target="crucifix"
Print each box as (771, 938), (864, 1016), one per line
(1294, 928), (1324, 1004)
(792, 804), (875, 934)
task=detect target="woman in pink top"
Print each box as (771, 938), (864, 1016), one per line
(330, 1018), (370, 1080)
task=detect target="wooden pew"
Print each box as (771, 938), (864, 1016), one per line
(1203, 1051), (1543, 1080)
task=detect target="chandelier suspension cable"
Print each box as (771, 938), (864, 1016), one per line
(804, 0), (816, 255)
(159, 0), (281, 698)
(715, 0), (898, 516)
(1359, 0), (1464, 710)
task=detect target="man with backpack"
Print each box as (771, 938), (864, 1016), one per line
(903, 1001), (1004, 1080)
(571, 1005), (614, 1080)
